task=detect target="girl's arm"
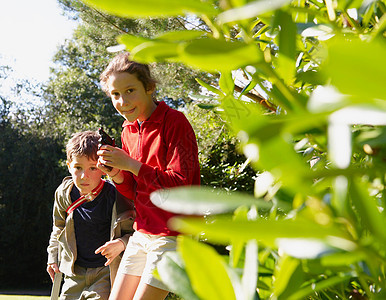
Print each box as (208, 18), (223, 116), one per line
(97, 112), (200, 191)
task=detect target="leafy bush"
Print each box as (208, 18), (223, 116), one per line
(185, 104), (256, 193)
(80, 0), (386, 299)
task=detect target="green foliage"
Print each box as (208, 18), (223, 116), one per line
(185, 104), (256, 192)
(80, 0), (386, 298)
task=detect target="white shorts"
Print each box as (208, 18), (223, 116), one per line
(117, 231), (177, 290)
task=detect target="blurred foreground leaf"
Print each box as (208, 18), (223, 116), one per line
(322, 38), (386, 101)
(157, 252), (199, 300)
(171, 216), (352, 247)
(179, 236), (237, 300)
(150, 186), (282, 215)
(81, 0), (218, 17)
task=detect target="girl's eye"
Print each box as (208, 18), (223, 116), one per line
(75, 166), (82, 170)
(112, 92), (120, 97)
(90, 167), (98, 171)
(127, 88), (134, 93)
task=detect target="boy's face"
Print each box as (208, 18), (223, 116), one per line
(107, 71), (156, 122)
(67, 155), (104, 196)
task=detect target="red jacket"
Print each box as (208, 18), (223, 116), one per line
(116, 101), (200, 236)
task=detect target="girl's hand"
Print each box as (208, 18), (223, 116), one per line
(95, 239), (125, 266)
(97, 145), (142, 176)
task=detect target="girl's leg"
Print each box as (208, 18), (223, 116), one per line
(109, 273), (141, 300)
(133, 282), (169, 300)
(131, 236), (176, 300)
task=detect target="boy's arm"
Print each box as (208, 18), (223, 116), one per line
(47, 186), (67, 265)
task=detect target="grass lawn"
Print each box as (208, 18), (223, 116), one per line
(0, 296), (49, 299)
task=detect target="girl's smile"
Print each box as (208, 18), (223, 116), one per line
(107, 72), (156, 122)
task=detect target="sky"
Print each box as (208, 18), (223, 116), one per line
(0, 0), (77, 84)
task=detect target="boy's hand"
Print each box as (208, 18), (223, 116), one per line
(95, 239), (125, 266)
(47, 263), (59, 282)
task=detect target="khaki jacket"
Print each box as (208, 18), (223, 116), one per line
(47, 176), (135, 285)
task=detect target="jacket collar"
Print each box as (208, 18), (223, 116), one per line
(122, 101), (169, 128)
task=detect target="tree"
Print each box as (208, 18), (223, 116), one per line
(0, 96), (67, 289)
(42, 0), (214, 141)
(79, 0), (386, 298)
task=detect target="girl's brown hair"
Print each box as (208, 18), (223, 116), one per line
(100, 52), (157, 95)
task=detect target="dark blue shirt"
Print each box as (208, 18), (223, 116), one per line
(71, 181), (116, 268)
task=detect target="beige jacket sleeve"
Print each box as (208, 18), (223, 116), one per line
(47, 177), (73, 265)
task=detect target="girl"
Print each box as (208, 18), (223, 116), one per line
(97, 52), (200, 300)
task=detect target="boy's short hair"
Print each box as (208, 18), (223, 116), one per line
(100, 52), (157, 95)
(66, 131), (100, 162)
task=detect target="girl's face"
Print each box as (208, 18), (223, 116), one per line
(107, 71), (156, 122)
(67, 155), (103, 196)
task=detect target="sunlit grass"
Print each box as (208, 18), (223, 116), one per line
(0, 296), (49, 299)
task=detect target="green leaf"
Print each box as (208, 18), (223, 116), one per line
(196, 103), (219, 109)
(362, 2), (376, 28)
(220, 95), (263, 134)
(150, 186), (276, 215)
(276, 10), (297, 84)
(295, 70), (327, 85)
(179, 38), (263, 72)
(219, 71), (235, 95)
(170, 216), (351, 246)
(195, 78), (223, 96)
(218, 0), (292, 24)
(81, 0), (218, 17)
(156, 30), (206, 41)
(237, 78), (259, 98)
(320, 250), (367, 267)
(117, 34), (151, 51)
(322, 38), (386, 101)
(157, 252), (200, 300)
(130, 41), (179, 62)
(349, 178), (386, 243)
(178, 236), (236, 300)
(230, 206), (249, 267)
(273, 256), (301, 299)
(244, 133), (313, 193)
(288, 273), (352, 299)
(118, 31), (208, 62)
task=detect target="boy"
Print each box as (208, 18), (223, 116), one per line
(47, 131), (135, 299)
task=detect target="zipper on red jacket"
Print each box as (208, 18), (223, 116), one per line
(137, 122), (142, 159)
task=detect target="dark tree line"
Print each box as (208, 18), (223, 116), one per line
(0, 98), (67, 289)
